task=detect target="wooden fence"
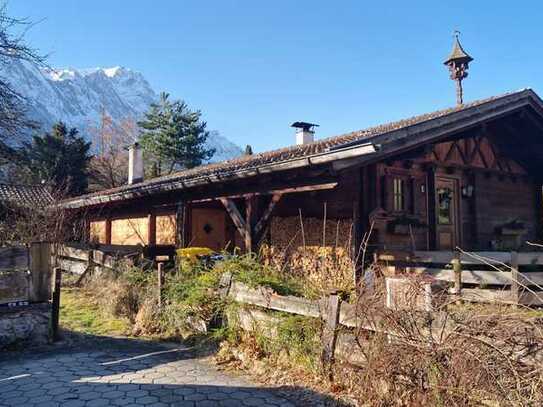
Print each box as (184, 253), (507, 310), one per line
(0, 243), (51, 306)
(218, 272), (543, 368)
(55, 243), (143, 276)
(376, 250), (543, 306)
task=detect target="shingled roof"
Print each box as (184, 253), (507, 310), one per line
(62, 89), (543, 209)
(0, 183), (54, 208)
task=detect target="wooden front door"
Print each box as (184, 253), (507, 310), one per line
(190, 208), (226, 251)
(435, 177), (460, 250)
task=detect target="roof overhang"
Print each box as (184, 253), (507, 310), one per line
(332, 89), (543, 171)
(61, 142), (377, 209)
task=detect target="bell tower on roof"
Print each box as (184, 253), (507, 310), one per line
(444, 31), (473, 105)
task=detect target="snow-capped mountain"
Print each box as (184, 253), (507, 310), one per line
(1, 61), (242, 162)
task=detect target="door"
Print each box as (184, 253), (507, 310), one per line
(435, 177), (460, 250)
(190, 208), (226, 251)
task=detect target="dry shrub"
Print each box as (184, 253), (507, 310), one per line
(86, 263), (154, 323)
(341, 275), (543, 406)
(133, 296), (161, 335)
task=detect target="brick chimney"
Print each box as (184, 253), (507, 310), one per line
(128, 142), (143, 184)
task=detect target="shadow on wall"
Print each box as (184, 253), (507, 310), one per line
(0, 335), (350, 406)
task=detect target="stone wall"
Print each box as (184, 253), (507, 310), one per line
(0, 304), (50, 349)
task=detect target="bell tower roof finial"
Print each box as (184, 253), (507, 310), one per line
(444, 31), (473, 65)
(444, 31), (473, 105)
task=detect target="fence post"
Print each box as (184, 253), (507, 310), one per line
(75, 249), (94, 287)
(321, 290), (341, 381)
(29, 242), (51, 303)
(510, 251), (519, 306)
(49, 266), (62, 342)
(452, 251), (462, 302)
(157, 262), (165, 309)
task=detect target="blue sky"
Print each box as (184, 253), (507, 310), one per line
(9, 1), (543, 152)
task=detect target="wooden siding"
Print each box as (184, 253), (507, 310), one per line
(89, 220), (106, 244)
(156, 214), (176, 245)
(111, 217), (149, 245)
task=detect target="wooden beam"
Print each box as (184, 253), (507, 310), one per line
(254, 193), (282, 237)
(192, 182), (338, 203)
(245, 195), (256, 252)
(219, 197), (247, 239)
(105, 218), (112, 245)
(148, 213), (156, 247)
(351, 168), (364, 286)
(175, 202), (186, 248)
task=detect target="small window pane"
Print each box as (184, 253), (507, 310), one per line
(437, 187), (453, 225)
(393, 178), (405, 212)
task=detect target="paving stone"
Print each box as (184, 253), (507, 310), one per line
(103, 389), (126, 399)
(126, 389), (149, 398)
(61, 400), (86, 407)
(111, 397), (136, 406)
(184, 393), (207, 401)
(0, 342), (308, 407)
(135, 395), (159, 405)
(2, 396), (29, 406)
(78, 391), (102, 401)
(86, 398), (111, 407)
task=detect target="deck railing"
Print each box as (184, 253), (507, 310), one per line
(376, 250), (543, 306)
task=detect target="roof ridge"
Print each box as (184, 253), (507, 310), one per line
(62, 89), (535, 206)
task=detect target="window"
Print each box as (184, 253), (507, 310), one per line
(393, 178), (406, 212)
(437, 187), (453, 225)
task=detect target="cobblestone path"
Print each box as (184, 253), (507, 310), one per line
(0, 339), (309, 407)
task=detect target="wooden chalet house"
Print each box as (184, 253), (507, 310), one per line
(61, 88), (543, 264)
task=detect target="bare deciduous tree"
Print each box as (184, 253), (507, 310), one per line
(0, 4), (45, 144)
(87, 112), (137, 191)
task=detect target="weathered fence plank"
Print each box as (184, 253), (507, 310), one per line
(229, 281), (322, 318)
(0, 246), (28, 271)
(29, 242), (51, 303)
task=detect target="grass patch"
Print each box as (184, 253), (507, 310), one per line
(60, 287), (131, 336)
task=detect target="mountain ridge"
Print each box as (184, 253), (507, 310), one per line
(1, 62), (242, 162)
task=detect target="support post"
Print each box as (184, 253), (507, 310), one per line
(426, 165), (437, 250)
(148, 212), (156, 247)
(49, 267), (62, 342)
(321, 291), (341, 382)
(510, 251), (520, 305)
(534, 184), (543, 241)
(352, 168), (364, 287)
(157, 262), (165, 309)
(245, 196), (254, 253)
(452, 251), (462, 301)
(105, 218), (112, 245)
(175, 202), (186, 248)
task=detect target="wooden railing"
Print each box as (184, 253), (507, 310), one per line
(55, 243), (143, 276)
(219, 272), (542, 368)
(376, 250), (543, 306)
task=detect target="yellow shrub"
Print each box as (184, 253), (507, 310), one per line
(176, 247), (214, 262)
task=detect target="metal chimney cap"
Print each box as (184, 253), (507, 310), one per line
(291, 122), (319, 131)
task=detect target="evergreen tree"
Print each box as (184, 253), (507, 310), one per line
(245, 145), (253, 155)
(138, 92), (215, 175)
(22, 122), (92, 196)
